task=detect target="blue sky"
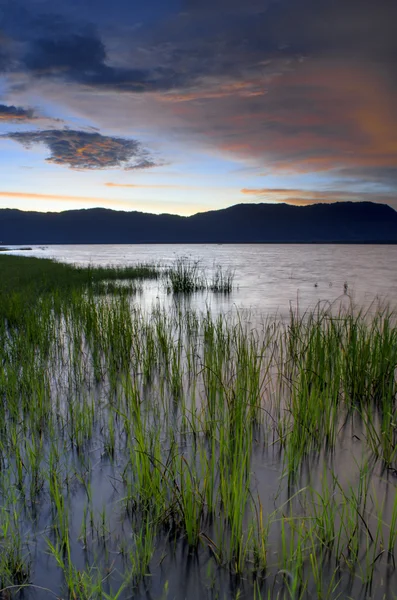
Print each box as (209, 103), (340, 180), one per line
(0, 0), (396, 214)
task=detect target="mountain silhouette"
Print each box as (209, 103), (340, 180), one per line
(1, 202), (397, 244)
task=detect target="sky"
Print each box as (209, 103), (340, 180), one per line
(0, 0), (396, 215)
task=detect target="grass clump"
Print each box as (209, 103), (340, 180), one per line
(165, 257), (206, 293)
(165, 257), (235, 293)
(209, 264), (235, 293)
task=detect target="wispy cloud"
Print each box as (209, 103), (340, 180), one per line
(0, 190), (209, 215)
(104, 182), (204, 190)
(0, 103), (62, 125)
(160, 80), (268, 103)
(0, 191), (119, 203)
(0, 104), (35, 122)
(240, 187), (397, 206)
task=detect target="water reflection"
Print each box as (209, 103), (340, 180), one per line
(7, 243), (397, 317)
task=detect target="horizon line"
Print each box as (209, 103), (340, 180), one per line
(0, 199), (394, 217)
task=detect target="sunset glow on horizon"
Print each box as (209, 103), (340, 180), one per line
(0, 0), (396, 215)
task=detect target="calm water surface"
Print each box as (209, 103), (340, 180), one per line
(8, 243), (397, 316)
(4, 243), (397, 600)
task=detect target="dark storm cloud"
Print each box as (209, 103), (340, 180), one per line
(0, 48), (7, 71)
(22, 33), (150, 91)
(21, 31), (185, 92)
(0, 0), (293, 90)
(0, 1), (83, 42)
(290, 0), (393, 62)
(176, 0), (397, 81)
(0, 103), (35, 121)
(184, 0), (266, 10)
(0, 1), (308, 96)
(2, 129), (159, 170)
(0, 2), (149, 88)
(1, 0), (396, 90)
(24, 34), (106, 73)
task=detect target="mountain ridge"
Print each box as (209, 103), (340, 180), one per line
(1, 201), (397, 244)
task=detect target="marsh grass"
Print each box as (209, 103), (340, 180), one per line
(165, 257), (235, 293)
(209, 263), (235, 293)
(165, 257), (206, 293)
(0, 254), (397, 599)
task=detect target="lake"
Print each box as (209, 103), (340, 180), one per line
(2, 245), (397, 600)
(6, 243), (397, 316)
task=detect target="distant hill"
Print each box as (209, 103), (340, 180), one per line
(1, 202), (397, 244)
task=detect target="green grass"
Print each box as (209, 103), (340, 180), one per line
(0, 254), (159, 296)
(165, 257), (235, 293)
(0, 254), (396, 599)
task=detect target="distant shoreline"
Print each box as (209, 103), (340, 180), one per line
(1, 241), (397, 246)
(0, 246), (32, 251)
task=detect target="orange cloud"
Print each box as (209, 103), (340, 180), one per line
(104, 182), (194, 190)
(157, 59), (397, 181)
(160, 80), (267, 103)
(0, 191), (128, 204)
(0, 113), (31, 122)
(104, 182), (234, 191)
(4, 130), (156, 170)
(0, 191), (211, 215)
(240, 187), (396, 206)
(0, 104), (35, 122)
